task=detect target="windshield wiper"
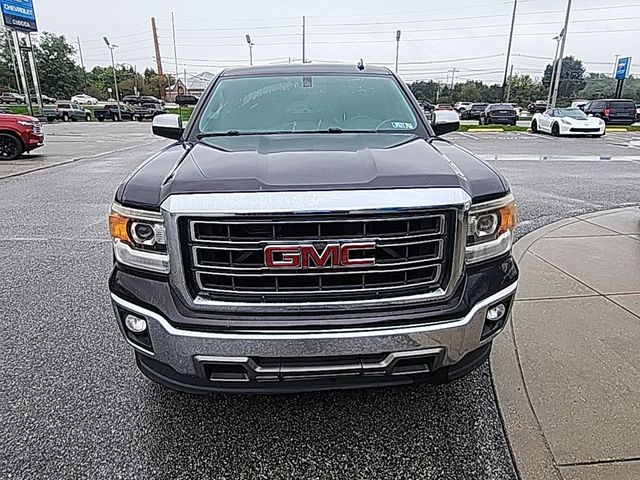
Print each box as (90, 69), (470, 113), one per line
(196, 130), (252, 139)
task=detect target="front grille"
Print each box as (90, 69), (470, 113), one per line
(32, 123), (42, 134)
(569, 127), (599, 133)
(180, 211), (456, 303)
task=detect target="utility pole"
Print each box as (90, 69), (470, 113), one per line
(151, 17), (166, 100)
(302, 16), (306, 63)
(550, 0), (572, 108)
(502, 0), (518, 101)
(450, 67), (456, 103)
(395, 30), (401, 74)
(546, 33), (562, 106)
(171, 12), (179, 100)
(76, 36), (88, 92)
(505, 64), (514, 102)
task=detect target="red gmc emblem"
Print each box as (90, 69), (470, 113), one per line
(264, 243), (376, 269)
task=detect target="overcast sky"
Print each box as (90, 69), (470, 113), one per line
(32, 0), (640, 84)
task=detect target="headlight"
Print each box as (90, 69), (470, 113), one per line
(108, 203), (169, 273)
(466, 194), (516, 264)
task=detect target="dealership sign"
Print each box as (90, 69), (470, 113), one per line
(615, 57), (631, 80)
(1, 0), (37, 32)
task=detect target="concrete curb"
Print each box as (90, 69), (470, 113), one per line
(492, 207), (640, 480)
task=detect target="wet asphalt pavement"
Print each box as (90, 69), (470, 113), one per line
(1, 123), (639, 479)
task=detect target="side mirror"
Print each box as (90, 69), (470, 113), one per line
(152, 113), (184, 140)
(431, 110), (460, 136)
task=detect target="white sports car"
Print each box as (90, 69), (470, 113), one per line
(531, 107), (605, 137)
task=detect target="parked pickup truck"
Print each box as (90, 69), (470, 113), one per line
(94, 104), (137, 122)
(133, 103), (166, 121)
(109, 64), (518, 394)
(0, 113), (44, 160)
(44, 103), (92, 122)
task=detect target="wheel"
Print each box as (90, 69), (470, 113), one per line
(137, 115), (144, 122)
(62, 113), (70, 122)
(86, 114), (91, 122)
(531, 120), (538, 133)
(479, 118), (483, 125)
(97, 117), (104, 122)
(112, 114), (120, 122)
(551, 123), (560, 136)
(0, 133), (24, 160)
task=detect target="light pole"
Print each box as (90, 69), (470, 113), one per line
(550, 0), (572, 108)
(246, 34), (254, 66)
(546, 32), (563, 106)
(103, 36), (122, 119)
(118, 62), (138, 96)
(395, 30), (401, 74)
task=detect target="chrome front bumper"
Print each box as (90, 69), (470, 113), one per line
(111, 282), (517, 379)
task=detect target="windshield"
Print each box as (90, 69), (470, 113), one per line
(556, 108), (587, 119)
(196, 75), (418, 135)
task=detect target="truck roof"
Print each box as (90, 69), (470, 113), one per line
(220, 63), (393, 77)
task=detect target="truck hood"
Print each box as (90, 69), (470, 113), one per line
(117, 134), (508, 209)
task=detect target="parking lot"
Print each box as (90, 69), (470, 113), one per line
(1, 122), (640, 479)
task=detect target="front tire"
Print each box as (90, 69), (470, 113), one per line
(551, 123), (560, 136)
(0, 133), (24, 160)
(62, 113), (70, 122)
(85, 114), (92, 122)
(531, 120), (539, 133)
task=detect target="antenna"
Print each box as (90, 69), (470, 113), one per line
(357, 58), (365, 71)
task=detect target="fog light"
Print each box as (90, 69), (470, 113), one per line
(486, 304), (506, 322)
(124, 314), (147, 333)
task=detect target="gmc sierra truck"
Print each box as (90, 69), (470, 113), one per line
(109, 64), (518, 394)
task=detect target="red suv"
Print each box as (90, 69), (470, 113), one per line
(0, 113), (44, 160)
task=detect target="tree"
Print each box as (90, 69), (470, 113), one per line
(408, 80), (440, 103)
(33, 32), (85, 98)
(542, 55), (586, 100)
(456, 81), (485, 103)
(0, 31), (20, 92)
(507, 75), (546, 105)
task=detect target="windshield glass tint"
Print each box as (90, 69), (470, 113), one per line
(556, 108), (587, 119)
(197, 75), (418, 134)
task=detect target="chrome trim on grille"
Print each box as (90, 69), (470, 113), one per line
(164, 188), (471, 215)
(191, 239), (444, 272)
(162, 188), (471, 313)
(195, 265), (442, 296)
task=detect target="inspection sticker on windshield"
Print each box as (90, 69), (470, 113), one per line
(391, 121), (414, 129)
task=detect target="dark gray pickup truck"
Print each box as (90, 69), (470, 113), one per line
(108, 64), (518, 394)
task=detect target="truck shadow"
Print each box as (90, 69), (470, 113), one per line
(139, 364), (515, 479)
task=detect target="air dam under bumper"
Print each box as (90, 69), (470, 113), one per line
(111, 282), (516, 393)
